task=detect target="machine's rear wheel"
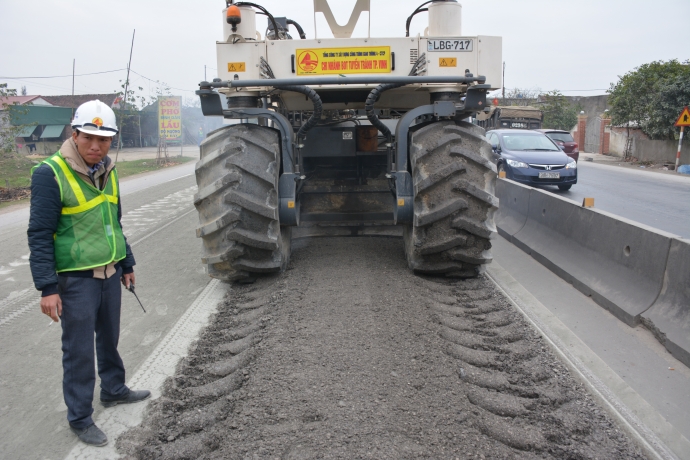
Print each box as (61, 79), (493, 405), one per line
(194, 124), (291, 282)
(404, 121), (497, 278)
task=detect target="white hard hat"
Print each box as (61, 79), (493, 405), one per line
(71, 100), (119, 137)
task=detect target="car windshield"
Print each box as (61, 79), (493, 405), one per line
(547, 132), (575, 143)
(501, 134), (560, 151)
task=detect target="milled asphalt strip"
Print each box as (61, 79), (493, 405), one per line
(486, 262), (689, 460)
(64, 278), (228, 460)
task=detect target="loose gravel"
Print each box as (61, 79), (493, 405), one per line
(118, 237), (647, 459)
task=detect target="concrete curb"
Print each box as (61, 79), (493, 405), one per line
(496, 178), (689, 365)
(63, 278), (228, 460)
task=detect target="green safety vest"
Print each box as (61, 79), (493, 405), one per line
(36, 152), (127, 273)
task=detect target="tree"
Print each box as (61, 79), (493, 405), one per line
(499, 87), (542, 106)
(608, 59), (690, 141)
(540, 90), (579, 131)
(645, 73), (690, 140)
(113, 79), (172, 147)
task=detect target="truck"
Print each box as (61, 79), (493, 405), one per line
(194, 0), (502, 282)
(475, 105), (543, 131)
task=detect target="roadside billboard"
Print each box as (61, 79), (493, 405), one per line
(158, 96), (182, 141)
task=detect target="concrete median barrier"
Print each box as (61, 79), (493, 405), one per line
(508, 188), (675, 327)
(641, 238), (690, 368)
(495, 178), (531, 242)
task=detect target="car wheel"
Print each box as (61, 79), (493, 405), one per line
(498, 162), (506, 178)
(558, 184), (572, 191)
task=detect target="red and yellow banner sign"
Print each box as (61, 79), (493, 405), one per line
(296, 47), (392, 76)
(158, 96), (182, 141)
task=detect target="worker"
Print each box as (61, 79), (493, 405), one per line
(27, 100), (150, 447)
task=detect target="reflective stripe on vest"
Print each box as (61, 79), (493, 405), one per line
(37, 152), (126, 272)
(50, 155), (119, 215)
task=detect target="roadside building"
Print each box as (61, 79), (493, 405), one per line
(9, 105), (73, 155)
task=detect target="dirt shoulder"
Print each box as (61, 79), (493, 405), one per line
(0, 152), (195, 212)
(119, 237), (647, 459)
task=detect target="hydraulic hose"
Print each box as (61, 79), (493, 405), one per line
(234, 2), (281, 39)
(365, 83), (405, 140)
(365, 54), (427, 140)
(286, 19), (307, 39)
(405, 1), (433, 37)
(274, 85), (323, 140)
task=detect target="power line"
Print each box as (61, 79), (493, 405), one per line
(1, 78), (77, 93)
(0, 69), (126, 79)
(129, 70), (196, 93)
(561, 89), (609, 92)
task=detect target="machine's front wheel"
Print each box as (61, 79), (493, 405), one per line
(194, 124), (291, 282)
(404, 121), (497, 278)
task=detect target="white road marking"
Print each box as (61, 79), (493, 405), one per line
(0, 288), (33, 315)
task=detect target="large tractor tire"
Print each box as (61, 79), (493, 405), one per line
(194, 124), (291, 282)
(404, 121), (498, 278)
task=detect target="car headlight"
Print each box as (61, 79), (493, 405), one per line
(566, 160), (577, 169)
(506, 159), (529, 168)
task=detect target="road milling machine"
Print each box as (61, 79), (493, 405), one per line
(195, 0), (502, 281)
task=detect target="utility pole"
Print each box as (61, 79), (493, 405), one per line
(502, 62), (505, 100)
(71, 59), (76, 123)
(116, 29), (136, 164)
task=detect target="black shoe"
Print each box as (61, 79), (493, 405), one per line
(70, 424), (108, 447)
(101, 389), (151, 408)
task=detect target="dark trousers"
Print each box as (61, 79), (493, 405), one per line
(58, 268), (129, 429)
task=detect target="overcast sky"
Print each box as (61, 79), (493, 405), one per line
(1, 0), (688, 102)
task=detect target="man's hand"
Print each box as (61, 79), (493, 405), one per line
(41, 294), (62, 322)
(121, 272), (136, 290)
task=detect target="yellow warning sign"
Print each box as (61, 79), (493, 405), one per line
(227, 62), (246, 72)
(439, 58), (458, 67)
(397, 199), (405, 207)
(288, 201), (295, 209)
(674, 106), (690, 127)
(296, 47), (392, 76)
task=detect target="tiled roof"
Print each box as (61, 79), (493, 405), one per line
(0, 96), (44, 106)
(42, 94), (119, 109)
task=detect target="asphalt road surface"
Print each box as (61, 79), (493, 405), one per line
(0, 162), (206, 460)
(536, 162), (690, 238)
